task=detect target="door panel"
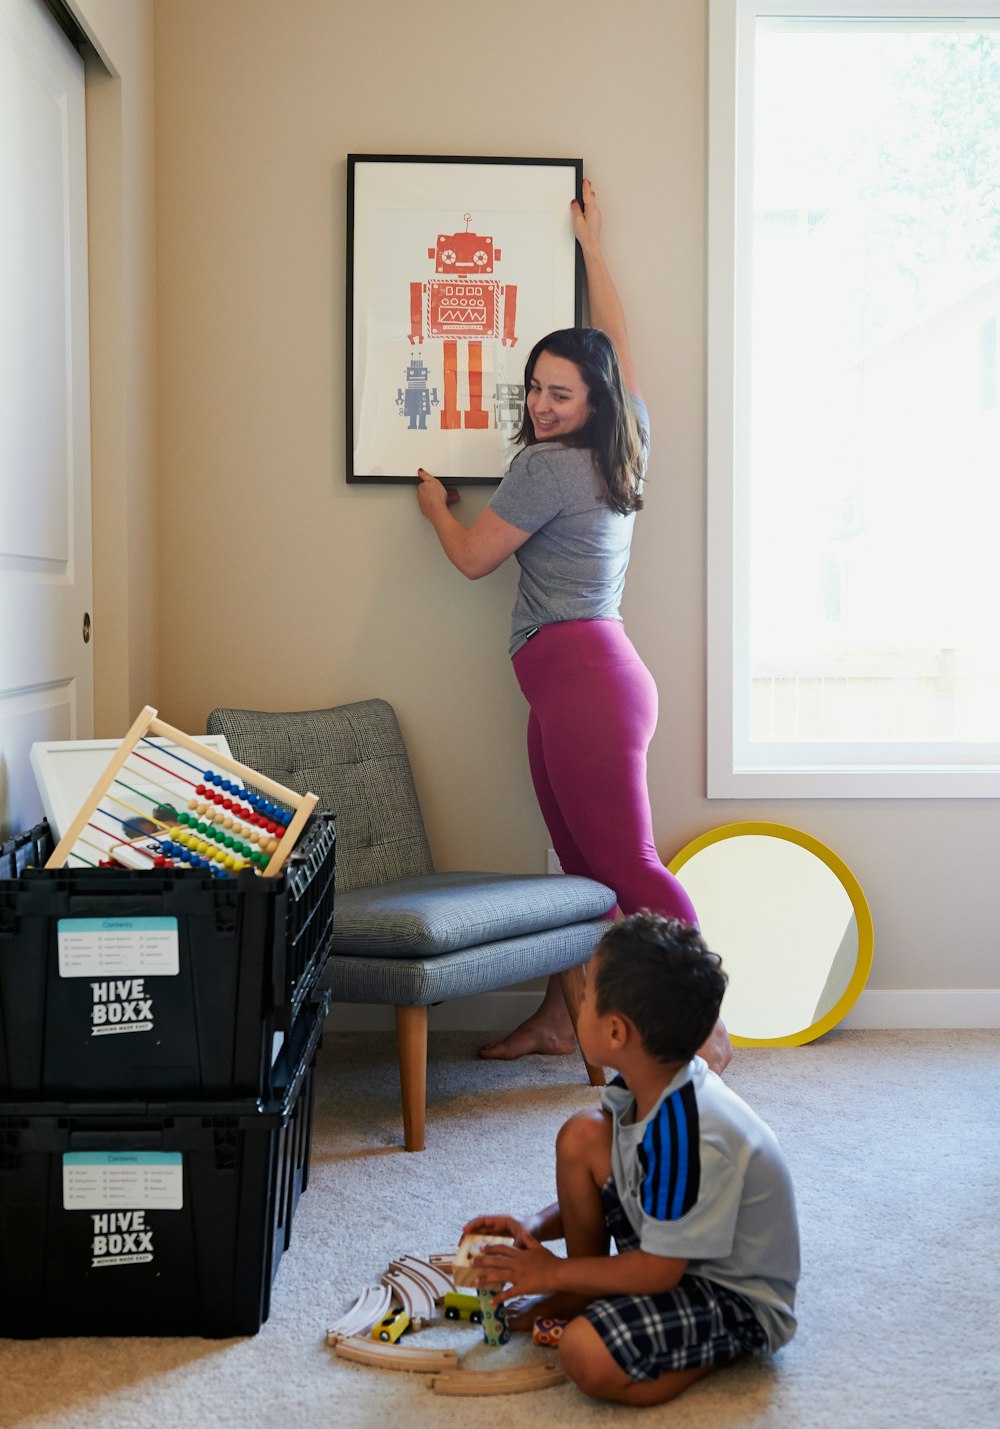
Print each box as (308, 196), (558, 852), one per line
(0, 0), (93, 838)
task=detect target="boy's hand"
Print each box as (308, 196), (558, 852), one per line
(462, 1214), (530, 1247)
(472, 1234), (561, 1299)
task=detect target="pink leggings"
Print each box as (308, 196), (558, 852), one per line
(512, 619), (697, 925)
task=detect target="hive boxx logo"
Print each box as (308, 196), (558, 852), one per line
(90, 977), (154, 1035)
(91, 1210), (154, 1268)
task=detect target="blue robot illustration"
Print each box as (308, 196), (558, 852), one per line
(396, 354), (439, 430)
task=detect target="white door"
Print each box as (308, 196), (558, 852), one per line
(0, 0), (93, 839)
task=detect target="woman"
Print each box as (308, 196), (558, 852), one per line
(416, 180), (730, 1073)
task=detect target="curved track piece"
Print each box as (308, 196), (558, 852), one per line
(428, 1363), (567, 1396)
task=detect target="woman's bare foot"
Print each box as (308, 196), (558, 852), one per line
(699, 1017), (733, 1075)
(479, 1015), (577, 1060)
(479, 977), (579, 1060)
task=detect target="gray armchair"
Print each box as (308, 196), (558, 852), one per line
(207, 699), (615, 1150)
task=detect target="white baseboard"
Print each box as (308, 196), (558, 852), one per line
(839, 989), (1000, 1029)
(326, 988), (1000, 1033)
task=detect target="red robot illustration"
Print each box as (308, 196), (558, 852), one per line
(408, 213), (517, 430)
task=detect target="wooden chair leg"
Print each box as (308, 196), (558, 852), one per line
(395, 1004), (428, 1152)
(557, 964), (606, 1087)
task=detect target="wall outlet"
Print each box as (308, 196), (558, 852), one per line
(546, 848), (563, 875)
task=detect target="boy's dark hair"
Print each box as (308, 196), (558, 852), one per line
(593, 912), (727, 1063)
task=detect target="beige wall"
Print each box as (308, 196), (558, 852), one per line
(143, 0), (997, 1007)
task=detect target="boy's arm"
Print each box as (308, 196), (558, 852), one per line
(550, 1248), (687, 1299)
(523, 1201), (563, 1243)
(473, 1240), (687, 1301)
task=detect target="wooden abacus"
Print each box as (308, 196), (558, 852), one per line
(45, 705), (318, 879)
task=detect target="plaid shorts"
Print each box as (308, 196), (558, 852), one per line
(581, 1178), (770, 1383)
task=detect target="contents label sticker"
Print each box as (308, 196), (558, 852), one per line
(62, 1151), (184, 1210)
(57, 917), (180, 978)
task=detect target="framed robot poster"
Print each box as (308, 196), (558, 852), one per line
(346, 154), (583, 484)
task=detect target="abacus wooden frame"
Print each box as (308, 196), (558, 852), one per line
(44, 705), (318, 878)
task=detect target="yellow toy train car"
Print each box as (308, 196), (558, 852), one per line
(442, 1290), (483, 1324)
(371, 1308), (411, 1343)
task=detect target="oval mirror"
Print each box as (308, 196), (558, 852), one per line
(667, 821), (873, 1047)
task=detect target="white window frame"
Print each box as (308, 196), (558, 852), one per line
(707, 0), (1000, 798)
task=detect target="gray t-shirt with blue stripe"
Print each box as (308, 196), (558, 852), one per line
(601, 1056), (800, 1352)
(488, 398), (648, 656)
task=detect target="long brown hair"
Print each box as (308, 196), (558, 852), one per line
(515, 328), (646, 515)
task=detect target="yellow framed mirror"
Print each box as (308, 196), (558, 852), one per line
(667, 822), (873, 1047)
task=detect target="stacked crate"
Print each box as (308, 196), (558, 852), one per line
(0, 814), (336, 1337)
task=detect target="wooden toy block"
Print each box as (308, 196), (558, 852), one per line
(452, 1232), (514, 1288)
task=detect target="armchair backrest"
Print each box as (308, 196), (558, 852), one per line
(206, 699), (434, 891)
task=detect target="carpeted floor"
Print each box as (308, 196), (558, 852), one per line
(2, 1028), (999, 1427)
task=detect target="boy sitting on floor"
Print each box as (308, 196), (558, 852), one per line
(465, 912), (800, 1407)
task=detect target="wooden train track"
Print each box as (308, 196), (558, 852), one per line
(428, 1363), (567, 1396)
(327, 1252), (566, 1394)
(334, 1338), (459, 1373)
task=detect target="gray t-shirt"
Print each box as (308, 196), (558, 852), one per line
(488, 398), (648, 656)
(601, 1056), (800, 1353)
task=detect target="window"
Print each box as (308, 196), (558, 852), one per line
(708, 1), (1000, 796)
(981, 316), (998, 411)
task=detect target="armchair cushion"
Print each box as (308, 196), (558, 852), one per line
(323, 918), (611, 1005)
(331, 871), (616, 957)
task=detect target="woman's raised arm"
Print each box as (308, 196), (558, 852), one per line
(572, 178), (642, 399)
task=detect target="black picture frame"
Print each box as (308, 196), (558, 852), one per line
(346, 154), (583, 485)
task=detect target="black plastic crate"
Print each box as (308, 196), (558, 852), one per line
(0, 813), (335, 1100)
(0, 990), (328, 1339)
(0, 820), (53, 880)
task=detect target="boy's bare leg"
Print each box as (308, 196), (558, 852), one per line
(507, 1108), (612, 1331)
(556, 1108), (612, 1258)
(558, 1317), (716, 1405)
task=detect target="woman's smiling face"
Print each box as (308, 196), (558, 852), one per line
(526, 350), (594, 441)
